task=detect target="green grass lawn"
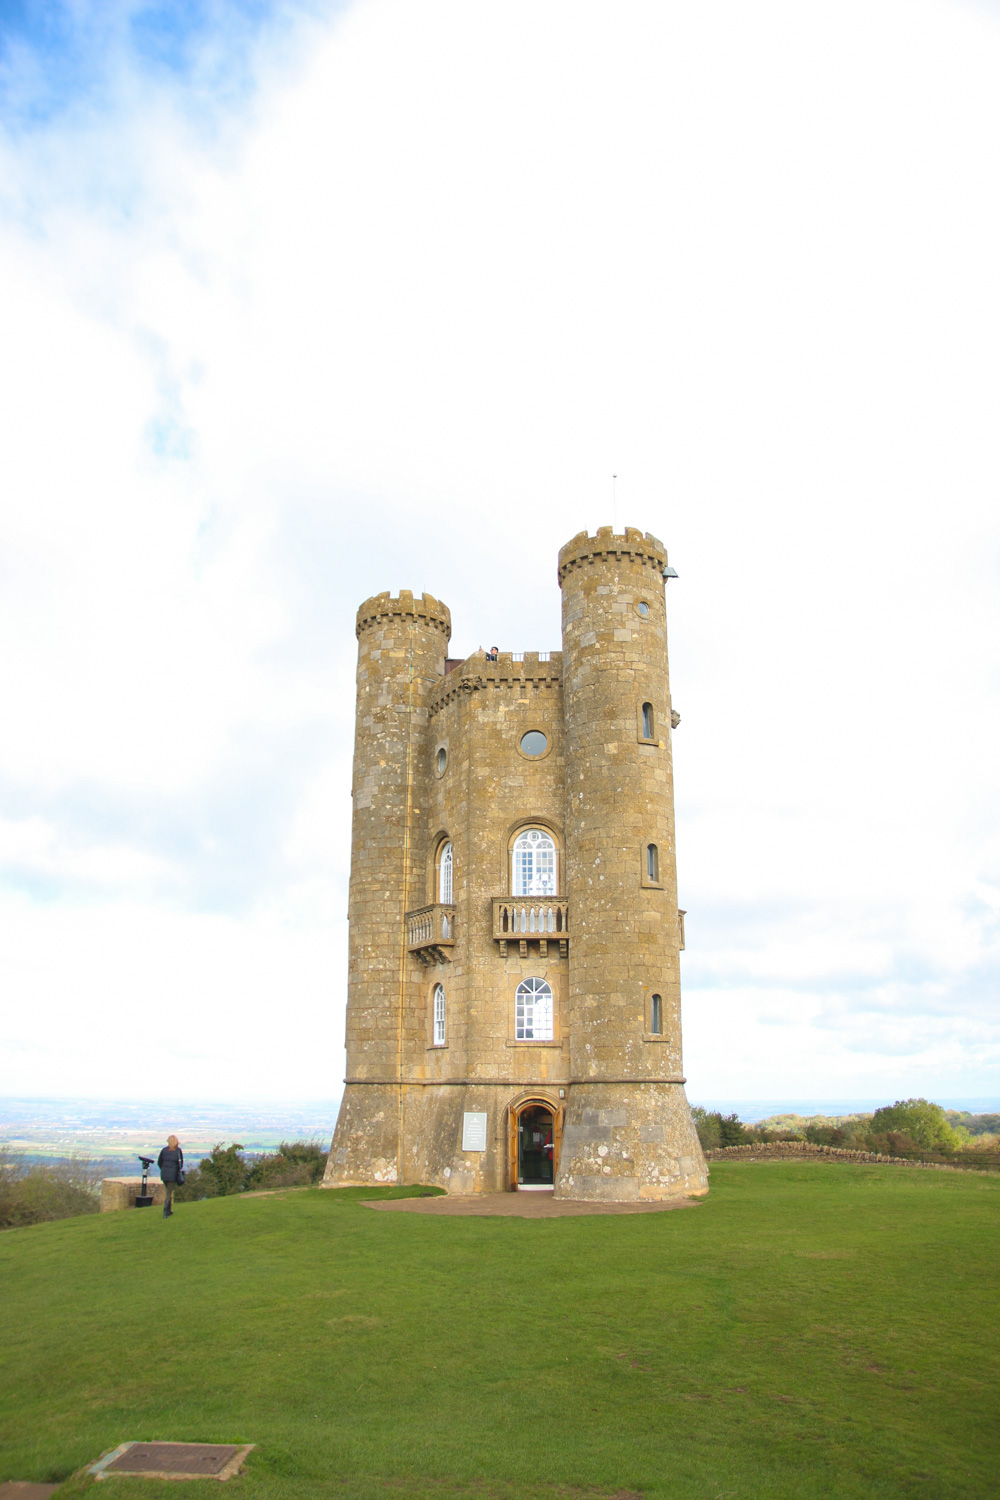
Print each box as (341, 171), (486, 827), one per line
(1, 1164), (997, 1499)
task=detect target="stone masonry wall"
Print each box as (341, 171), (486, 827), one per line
(325, 529), (708, 1201)
(325, 591), (450, 1187)
(555, 527), (707, 1200)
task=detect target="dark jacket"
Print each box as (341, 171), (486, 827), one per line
(157, 1146), (184, 1183)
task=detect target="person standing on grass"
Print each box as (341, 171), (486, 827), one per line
(157, 1135), (184, 1219)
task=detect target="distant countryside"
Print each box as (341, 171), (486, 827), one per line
(1, 1096), (997, 1230)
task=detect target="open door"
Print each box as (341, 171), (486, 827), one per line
(508, 1099), (563, 1189)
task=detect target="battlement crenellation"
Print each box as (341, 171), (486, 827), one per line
(427, 650), (562, 715)
(356, 590), (452, 638)
(557, 526), (667, 584)
(329, 524), (706, 1205)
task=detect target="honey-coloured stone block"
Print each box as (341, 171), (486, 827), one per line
(324, 527), (708, 1202)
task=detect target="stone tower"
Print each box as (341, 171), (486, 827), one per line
(324, 527), (707, 1201)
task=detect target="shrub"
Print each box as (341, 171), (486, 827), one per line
(0, 1148), (100, 1230)
(691, 1109), (748, 1149)
(863, 1100), (964, 1157)
(947, 1111), (1000, 1137)
(805, 1125), (847, 1147)
(246, 1140), (328, 1192)
(691, 1107), (720, 1150)
(196, 1142), (249, 1197)
(718, 1112), (749, 1147)
(175, 1140), (329, 1200)
(172, 1165), (209, 1202)
(866, 1130), (921, 1158)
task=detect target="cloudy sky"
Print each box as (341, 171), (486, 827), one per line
(2, 0), (998, 1109)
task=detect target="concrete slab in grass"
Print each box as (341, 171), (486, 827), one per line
(90, 1443), (254, 1482)
(0, 1484), (61, 1499)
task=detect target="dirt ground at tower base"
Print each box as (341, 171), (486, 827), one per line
(364, 1190), (700, 1217)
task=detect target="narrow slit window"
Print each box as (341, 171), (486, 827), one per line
(650, 994), (663, 1034)
(642, 702), (654, 739)
(433, 984), (446, 1046)
(646, 843), (659, 882)
(438, 842), (453, 904)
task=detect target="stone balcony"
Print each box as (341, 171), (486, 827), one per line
(492, 896), (569, 958)
(405, 903), (456, 964)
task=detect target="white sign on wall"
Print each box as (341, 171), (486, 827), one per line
(462, 1112), (488, 1152)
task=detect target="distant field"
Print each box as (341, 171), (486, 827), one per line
(0, 1097), (340, 1175)
(1, 1163), (997, 1499)
(1, 1137), (318, 1177)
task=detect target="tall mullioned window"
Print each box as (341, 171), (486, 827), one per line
(515, 978), (553, 1041)
(433, 984), (446, 1045)
(512, 828), (557, 897)
(438, 842), (453, 904)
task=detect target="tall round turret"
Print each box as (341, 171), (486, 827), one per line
(555, 527), (707, 1201)
(325, 590), (450, 1186)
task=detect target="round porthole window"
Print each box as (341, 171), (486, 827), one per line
(637, 601), (650, 617)
(519, 730), (548, 757)
(436, 747), (447, 775)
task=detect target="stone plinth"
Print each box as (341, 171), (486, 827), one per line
(100, 1177), (166, 1212)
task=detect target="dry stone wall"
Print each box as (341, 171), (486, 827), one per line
(705, 1141), (964, 1169)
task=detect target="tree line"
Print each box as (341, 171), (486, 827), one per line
(692, 1098), (1000, 1160)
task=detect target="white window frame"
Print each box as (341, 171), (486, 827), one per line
(438, 841), (453, 904)
(511, 828), (558, 898)
(515, 978), (553, 1041)
(432, 984), (446, 1046)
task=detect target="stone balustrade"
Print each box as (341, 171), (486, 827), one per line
(492, 896), (569, 958)
(405, 903), (456, 964)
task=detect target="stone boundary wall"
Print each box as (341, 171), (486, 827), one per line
(704, 1141), (960, 1170)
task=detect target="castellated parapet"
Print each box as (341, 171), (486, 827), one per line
(324, 528), (708, 1201)
(356, 590), (452, 637)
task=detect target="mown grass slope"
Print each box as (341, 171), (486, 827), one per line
(1, 1164), (998, 1499)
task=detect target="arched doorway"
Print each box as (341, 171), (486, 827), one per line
(508, 1099), (561, 1189)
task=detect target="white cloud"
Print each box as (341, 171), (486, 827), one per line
(1, 0), (998, 1104)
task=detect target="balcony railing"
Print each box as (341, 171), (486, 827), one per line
(492, 896), (569, 957)
(405, 903), (456, 964)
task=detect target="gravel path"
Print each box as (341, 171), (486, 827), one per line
(364, 1191), (699, 1217)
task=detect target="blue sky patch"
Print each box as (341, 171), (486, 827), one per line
(0, 0), (316, 130)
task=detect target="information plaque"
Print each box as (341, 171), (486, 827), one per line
(461, 1111), (488, 1152)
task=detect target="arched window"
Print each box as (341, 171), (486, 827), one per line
(642, 702), (654, 739)
(646, 843), (659, 882)
(650, 994), (663, 1035)
(433, 984), (446, 1046)
(438, 842), (453, 904)
(515, 978), (553, 1041)
(511, 828), (558, 897)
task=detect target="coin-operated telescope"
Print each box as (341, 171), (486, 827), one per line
(135, 1154), (156, 1207)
